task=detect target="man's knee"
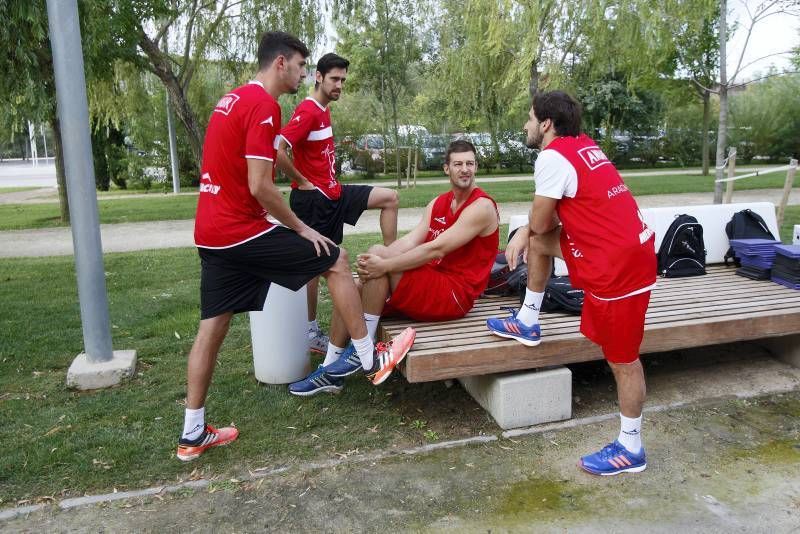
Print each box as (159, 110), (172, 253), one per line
(529, 230), (561, 257)
(325, 248), (351, 275)
(383, 189), (399, 209)
(372, 187), (399, 210)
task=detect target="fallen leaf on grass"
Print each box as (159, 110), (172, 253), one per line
(174, 332), (181, 339)
(498, 445), (513, 451)
(42, 426), (62, 437)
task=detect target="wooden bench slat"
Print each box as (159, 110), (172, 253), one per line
(377, 266), (800, 382)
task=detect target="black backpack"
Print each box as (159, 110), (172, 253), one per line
(483, 251), (527, 296)
(518, 275), (584, 315)
(657, 214), (706, 277)
(724, 209), (776, 266)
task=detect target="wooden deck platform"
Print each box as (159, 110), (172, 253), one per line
(379, 265), (800, 383)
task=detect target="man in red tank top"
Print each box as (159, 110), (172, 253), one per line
(487, 91), (656, 476)
(289, 139), (499, 391)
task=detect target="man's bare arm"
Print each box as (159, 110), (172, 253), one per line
(357, 198), (497, 278)
(246, 158), (333, 255)
(505, 195), (559, 269)
(276, 138), (313, 189)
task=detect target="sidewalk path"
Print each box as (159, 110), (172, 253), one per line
(0, 166), (785, 205)
(1, 188), (797, 258)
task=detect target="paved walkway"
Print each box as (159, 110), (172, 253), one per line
(0, 165), (787, 205)
(0, 188), (797, 258)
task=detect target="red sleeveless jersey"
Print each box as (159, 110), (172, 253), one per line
(544, 134), (656, 298)
(425, 187), (500, 301)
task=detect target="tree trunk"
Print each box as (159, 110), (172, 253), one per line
(529, 57), (540, 99)
(50, 115), (70, 224)
(713, 0), (728, 204)
(701, 90), (710, 176)
(138, 33), (203, 171)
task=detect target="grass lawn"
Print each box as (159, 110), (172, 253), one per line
(0, 232), (495, 505)
(2, 208), (799, 504)
(0, 170), (793, 231)
(0, 187), (40, 194)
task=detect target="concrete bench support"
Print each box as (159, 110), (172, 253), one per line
(762, 334), (800, 369)
(459, 366), (572, 430)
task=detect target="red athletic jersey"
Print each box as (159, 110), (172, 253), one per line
(280, 97), (341, 200)
(544, 134), (656, 298)
(194, 81), (280, 249)
(425, 187), (500, 302)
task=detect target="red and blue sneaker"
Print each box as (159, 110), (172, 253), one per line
(579, 440), (647, 476)
(486, 310), (541, 347)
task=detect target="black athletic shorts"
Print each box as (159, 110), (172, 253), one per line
(198, 227), (340, 320)
(289, 184), (372, 244)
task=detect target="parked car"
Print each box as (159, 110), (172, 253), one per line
(421, 134), (448, 170)
(353, 134), (386, 171)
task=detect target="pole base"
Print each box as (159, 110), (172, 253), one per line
(66, 350), (137, 390)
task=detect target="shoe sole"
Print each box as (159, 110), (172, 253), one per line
(578, 461), (647, 476)
(488, 328), (542, 347)
(371, 341), (413, 386)
(176, 435), (238, 462)
(288, 385), (343, 397)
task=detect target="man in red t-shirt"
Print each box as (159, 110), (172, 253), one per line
(178, 32), (415, 462)
(277, 53), (399, 360)
(288, 139), (499, 391)
(487, 91), (656, 477)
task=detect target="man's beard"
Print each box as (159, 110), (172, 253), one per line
(525, 130), (542, 149)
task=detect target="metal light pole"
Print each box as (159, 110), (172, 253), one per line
(46, 0), (136, 389)
(166, 92), (181, 193)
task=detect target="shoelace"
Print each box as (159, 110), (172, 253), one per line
(500, 306), (519, 317)
(599, 442), (625, 460)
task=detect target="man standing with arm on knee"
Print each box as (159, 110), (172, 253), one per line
(178, 32), (412, 461)
(289, 139), (499, 394)
(486, 91), (656, 476)
(277, 52), (399, 358)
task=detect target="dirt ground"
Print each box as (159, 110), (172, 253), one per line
(4, 344), (800, 533)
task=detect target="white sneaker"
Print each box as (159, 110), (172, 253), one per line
(308, 328), (330, 354)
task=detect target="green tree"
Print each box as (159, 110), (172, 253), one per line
(336, 0), (425, 185)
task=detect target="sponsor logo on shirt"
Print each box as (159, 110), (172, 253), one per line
(637, 209), (654, 244)
(260, 116), (274, 126)
(577, 145), (611, 170)
(199, 172), (221, 195)
(434, 216), (447, 224)
(293, 115), (302, 122)
(607, 184), (629, 199)
(213, 93), (240, 116)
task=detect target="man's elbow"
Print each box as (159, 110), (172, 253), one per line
(529, 220), (554, 236)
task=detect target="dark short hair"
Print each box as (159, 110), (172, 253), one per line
(532, 91), (582, 137)
(445, 139), (477, 164)
(317, 53), (349, 77)
(257, 31), (310, 70)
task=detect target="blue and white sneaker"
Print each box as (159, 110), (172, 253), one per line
(323, 345), (363, 378)
(486, 310), (542, 347)
(288, 366), (343, 397)
(579, 440), (647, 476)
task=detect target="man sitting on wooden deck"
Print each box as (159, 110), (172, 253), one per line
(289, 139), (500, 395)
(486, 91), (657, 476)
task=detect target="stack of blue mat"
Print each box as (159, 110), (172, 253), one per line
(771, 244), (800, 290)
(729, 238), (782, 280)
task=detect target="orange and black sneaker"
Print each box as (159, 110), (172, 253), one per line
(368, 327), (416, 386)
(176, 424), (238, 462)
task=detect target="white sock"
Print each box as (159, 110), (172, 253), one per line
(352, 334), (374, 371)
(308, 319), (319, 333)
(364, 313), (381, 343)
(618, 413), (642, 454)
(182, 407), (205, 441)
(516, 288), (544, 327)
(323, 343), (345, 366)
